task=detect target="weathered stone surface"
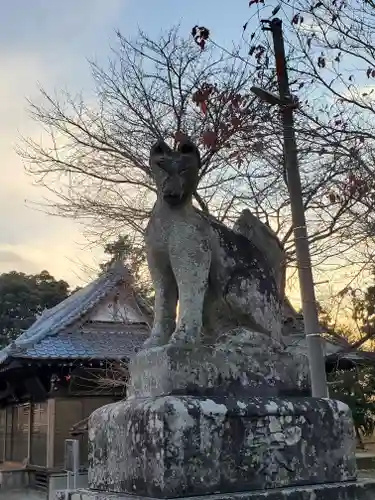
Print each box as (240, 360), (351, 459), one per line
(144, 139), (282, 350)
(88, 395), (356, 498)
(128, 330), (310, 399)
(62, 140), (358, 500)
(58, 480), (375, 500)
(233, 208), (286, 300)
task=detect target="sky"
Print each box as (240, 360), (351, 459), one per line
(1, 0), (368, 303)
(0, 0), (253, 287)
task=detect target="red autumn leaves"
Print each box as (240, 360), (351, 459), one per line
(191, 26), (210, 50)
(328, 172), (374, 205)
(249, 0), (264, 5)
(190, 83), (258, 151)
(192, 82), (214, 115)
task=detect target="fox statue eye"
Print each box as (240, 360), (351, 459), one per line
(179, 143), (196, 155)
(151, 140), (171, 158)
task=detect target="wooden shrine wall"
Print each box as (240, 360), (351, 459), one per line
(54, 396), (114, 469)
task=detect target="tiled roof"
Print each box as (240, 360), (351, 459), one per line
(283, 331), (375, 367)
(284, 332), (346, 357)
(13, 326), (149, 360)
(0, 261), (150, 364)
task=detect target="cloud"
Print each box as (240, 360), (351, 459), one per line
(0, 247), (38, 274)
(0, 250), (29, 264)
(0, 249), (32, 265)
(0, 1), (124, 286)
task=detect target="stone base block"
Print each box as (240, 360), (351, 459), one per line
(128, 330), (310, 399)
(60, 480), (375, 500)
(88, 395), (356, 498)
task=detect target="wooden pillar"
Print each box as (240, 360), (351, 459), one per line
(2, 408), (6, 462)
(7, 406), (13, 461)
(46, 399), (56, 469)
(26, 403), (32, 464)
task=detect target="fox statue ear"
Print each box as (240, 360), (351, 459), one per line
(150, 140), (172, 158)
(177, 139), (198, 155)
(177, 139), (201, 169)
(149, 141), (174, 176)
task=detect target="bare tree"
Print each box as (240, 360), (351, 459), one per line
(199, 2), (375, 290)
(281, 0), (375, 263)
(20, 23), (375, 293)
(20, 27), (274, 241)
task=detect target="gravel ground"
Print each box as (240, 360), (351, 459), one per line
(0, 490), (45, 500)
(2, 476), (375, 500)
(359, 469), (375, 479)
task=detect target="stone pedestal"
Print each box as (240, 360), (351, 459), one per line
(61, 330), (375, 500)
(128, 331), (310, 399)
(88, 394), (356, 498)
(59, 481), (375, 500)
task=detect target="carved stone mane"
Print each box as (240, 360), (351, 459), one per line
(143, 138), (282, 348)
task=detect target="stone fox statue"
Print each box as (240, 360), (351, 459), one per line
(143, 139), (282, 348)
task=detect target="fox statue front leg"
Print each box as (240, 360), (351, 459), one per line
(169, 227), (211, 346)
(143, 251), (178, 348)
